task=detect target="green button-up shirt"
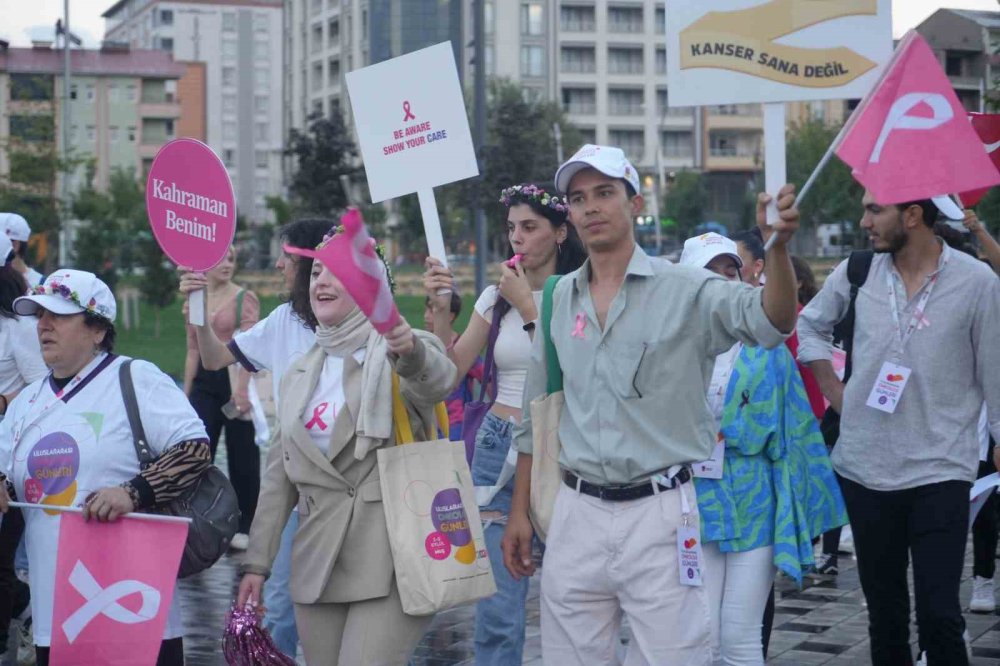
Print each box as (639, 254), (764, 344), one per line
(514, 245), (788, 485)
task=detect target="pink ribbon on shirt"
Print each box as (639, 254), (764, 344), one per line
(571, 313), (586, 339)
(914, 308), (931, 329)
(306, 403), (329, 431)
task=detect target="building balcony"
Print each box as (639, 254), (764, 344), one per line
(139, 142), (163, 159)
(949, 74), (983, 89)
(706, 112), (762, 130)
(7, 100), (55, 115)
(139, 101), (181, 119)
(704, 154), (759, 171)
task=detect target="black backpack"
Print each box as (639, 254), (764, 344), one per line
(819, 250), (874, 448)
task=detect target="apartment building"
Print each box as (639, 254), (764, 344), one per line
(0, 41), (185, 196)
(917, 8), (999, 112)
(102, 0), (284, 224)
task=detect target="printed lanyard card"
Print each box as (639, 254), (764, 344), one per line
(865, 361), (912, 414)
(677, 522), (704, 587)
(693, 435), (725, 479)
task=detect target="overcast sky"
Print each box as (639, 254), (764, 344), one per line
(0, 0), (997, 51)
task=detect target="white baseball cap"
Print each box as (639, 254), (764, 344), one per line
(0, 234), (12, 266)
(930, 195), (964, 221)
(679, 232), (744, 270)
(2, 213), (31, 242)
(14, 269), (116, 322)
(554, 144), (642, 195)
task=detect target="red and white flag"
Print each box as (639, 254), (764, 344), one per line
(959, 113), (1000, 207)
(835, 32), (1000, 204)
(286, 208), (401, 334)
(50, 515), (187, 666)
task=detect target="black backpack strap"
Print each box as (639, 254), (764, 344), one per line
(119, 360), (154, 469)
(841, 250), (874, 383)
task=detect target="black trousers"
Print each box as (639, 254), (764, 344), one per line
(189, 365), (259, 533)
(36, 637), (183, 665)
(0, 507), (24, 644)
(839, 474), (970, 666)
(973, 449), (998, 580)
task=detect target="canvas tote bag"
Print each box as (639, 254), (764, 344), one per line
(377, 374), (497, 616)
(528, 275), (565, 543)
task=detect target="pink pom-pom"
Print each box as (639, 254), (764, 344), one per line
(223, 604), (298, 666)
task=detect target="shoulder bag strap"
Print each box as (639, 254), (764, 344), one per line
(542, 275), (563, 394)
(119, 360), (154, 469)
(842, 250), (874, 383)
(476, 297), (504, 403)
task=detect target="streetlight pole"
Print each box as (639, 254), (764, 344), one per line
(472, 0), (487, 296)
(60, 0), (71, 264)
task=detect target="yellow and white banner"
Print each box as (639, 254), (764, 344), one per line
(666, 0), (892, 106)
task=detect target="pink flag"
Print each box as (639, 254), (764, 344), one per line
(959, 113), (1000, 207)
(50, 515), (187, 666)
(285, 208), (402, 334)
(835, 32), (1000, 205)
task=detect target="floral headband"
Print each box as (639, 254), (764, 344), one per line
(31, 282), (113, 319)
(499, 184), (568, 213)
(317, 226), (396, 294)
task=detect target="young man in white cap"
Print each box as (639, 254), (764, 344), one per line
(501, 144), (802, 665)
(1, 213), (43, 288)
(798, 192), (1000, 666)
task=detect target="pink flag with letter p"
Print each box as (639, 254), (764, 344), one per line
(285, 208), (402, 334)
(835, 32), (1000, 205)
(50, 514), (187, 666)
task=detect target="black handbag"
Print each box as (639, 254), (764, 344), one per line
(120, 360), (241, 578)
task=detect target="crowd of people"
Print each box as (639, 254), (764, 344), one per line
(0, 142), (992, 666)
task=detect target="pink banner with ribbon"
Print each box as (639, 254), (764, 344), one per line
(50, 514), (187, 666)
(960, 113), (1000, 207)
(285, 208), (401, 334)
(835, 32), (1000, 205)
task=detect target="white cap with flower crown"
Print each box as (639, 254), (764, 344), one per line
(13, 269), (116, 322)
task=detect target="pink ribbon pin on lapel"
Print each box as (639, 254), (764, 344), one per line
(571, 313), (586, 339)
(306, 402), (330, 430)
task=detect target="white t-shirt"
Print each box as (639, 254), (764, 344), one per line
(230, 302), (315, 405)
(302, 349), (365, 456)
(707, 344), (741, 424)
(978, 403), (990, 463)
(24, 267), (43, 288)
(0, 315), (46, 396)
(0, 354), (208, 646)
(473, 286), (542, 408)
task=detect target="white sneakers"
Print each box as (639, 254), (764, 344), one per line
(970, 576), (996, 613)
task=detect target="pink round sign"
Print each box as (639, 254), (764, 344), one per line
(145, 138), (236, 271)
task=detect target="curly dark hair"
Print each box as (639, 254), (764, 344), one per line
(282, 218), (335, 331)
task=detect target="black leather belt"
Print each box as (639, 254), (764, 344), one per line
(563, 468), (691, 502)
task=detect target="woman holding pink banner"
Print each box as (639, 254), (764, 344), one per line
(0, 269), (212, 666)
(423, 184), (586, 666)
(237, 229), (456, 666)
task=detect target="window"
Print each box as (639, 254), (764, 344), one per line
(85, 84), (95, 101)
(223, 94), (237, 114)
(809, 101), (826, 121)
(255, 176), (269, 193)
(9, 115), (54, 142)
(312, 23), (323, 53)
(945, 52), (964, 77)
(485, 45), (495, 75)
(562, 87), (596, 114)
(311, 0), (322, 15)
(655, 6), (665, 34)
(126, 84), (137, 102)
(254, 14), (269, 34)
(561, 46), (596, 73)
(255, 67), (270, 90)
(609, 47), (643, 74)
(109, 126), (120, 143)
(86, 125), (96, 142)
(157, 9), (173, 26)
(70, 84), (78, 100)
(561, 5), (595, 31)
(312, 62), (323, 89)
(661, 131), (692, 158)
(609, 129), (644, 161)
(328, 58), (341, 85)
(255, 96), (268, 114)
(656, 48), (666, 74)
(520, 46), (544, 77)
(127, 126), (136, 142)
(256, 122), (268, 142)
(223, 39), (237, 59)
(222, 12), (236, 32)
(9, 74), (53, 101)
(608, 6), (643, 33)
(156, 36), (174, 54)
(108, 85), (119, 103)
(255, 151), (268, 168)
(328, 19), (340, 47)
(608, 88), (643, 116)
(254, 39), (269, 60)
(165, 119), (175, 137)
(223, 149), (236, 166)
(485, 1), (495, 35)
(710, 130), (759, 157)
(223, 122), (236, 141)
(222, 67), (236, 87)
(520, 3), (543, 36)
(578, 127), (596, 145)
(657, 89), (691, 117)
(70, 124), (78, 141)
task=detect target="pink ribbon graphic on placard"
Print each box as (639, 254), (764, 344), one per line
(284, 209), (402, 335)
(571, 313), (586, 339)
(62, 561), (160, 643)
(306, 403), (329, 431)
(402, 101), (415, 122)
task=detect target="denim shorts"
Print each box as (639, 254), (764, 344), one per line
(471, 411), (516, 516)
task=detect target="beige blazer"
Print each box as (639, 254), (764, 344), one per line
(242, 330), (455, 604)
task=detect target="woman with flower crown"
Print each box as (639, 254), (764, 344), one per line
(424, 183), (587, 665)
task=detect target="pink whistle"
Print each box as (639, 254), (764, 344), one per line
(506, 254), (523, 268)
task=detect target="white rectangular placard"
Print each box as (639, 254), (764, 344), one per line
(665, 0), (892, 107)
(345, 42), (479, 203)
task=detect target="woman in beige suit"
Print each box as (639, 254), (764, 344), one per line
(237, 252), (456, 665)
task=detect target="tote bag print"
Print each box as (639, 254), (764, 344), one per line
(378, 439), (496, 616)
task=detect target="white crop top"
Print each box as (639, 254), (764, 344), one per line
(474, 285), (542, 408)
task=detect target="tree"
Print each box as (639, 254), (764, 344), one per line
(663, 170), (708, 238)
(786, 118), (863, 252)
(135, 228), (178, 338)
(284, 110), (360, 217)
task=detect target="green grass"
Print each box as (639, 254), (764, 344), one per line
(116, 295), (474, 380)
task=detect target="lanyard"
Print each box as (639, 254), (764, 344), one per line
(885, 257), (947, 354)
(11, 353), (112, 459)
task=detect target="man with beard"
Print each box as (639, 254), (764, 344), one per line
(798, 192), (1000, 666)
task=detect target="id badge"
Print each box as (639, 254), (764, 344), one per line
(693, 435), (725, 479)
(677, 522), (704, 587)
(865, 361), (912, 414)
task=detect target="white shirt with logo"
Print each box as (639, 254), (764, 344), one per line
(302, 349), (365, 456)
(0, 355), (207, 646)
(231, 302), (316, 405)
